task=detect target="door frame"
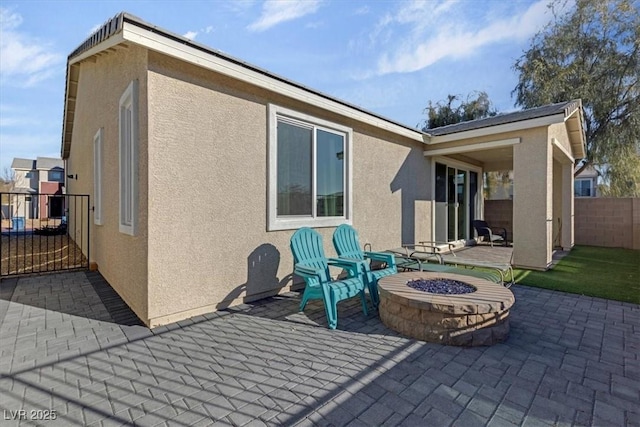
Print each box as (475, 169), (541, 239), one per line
(430, 156), (484, 244)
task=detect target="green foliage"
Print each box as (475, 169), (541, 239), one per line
(483, 171), (512, 199)
(513, 0), (640, 185)
(599, 145), (640, 197)
(422, 91), (497, 130)
(514, 245), (640, 304)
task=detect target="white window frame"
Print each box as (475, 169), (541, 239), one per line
(93, 128), (104, 225)
(119, 80), (138, 235)
(268, 104), (353, 231)
(574, 178), (593, 197)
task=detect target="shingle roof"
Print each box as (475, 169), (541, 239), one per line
(427, 100), (581, 136)
(11, 158), (36, 170)
(36, 157), (64, 170)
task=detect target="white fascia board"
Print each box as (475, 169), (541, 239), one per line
(428, 114), (564, 144)
(423, 138), (520, 157)
(68, 33), (126, 66)
(63, 33), (126, 158)
(564, 110), (587, 159)
(121, 24), (424, 143)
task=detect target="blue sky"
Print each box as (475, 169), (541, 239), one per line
(0, 0), (560, 174)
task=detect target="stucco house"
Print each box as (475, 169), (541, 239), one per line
(62, 13), (586, 327)
(8, 157), (65, 219)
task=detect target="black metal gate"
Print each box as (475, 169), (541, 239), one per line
(1, 193), (90, 277)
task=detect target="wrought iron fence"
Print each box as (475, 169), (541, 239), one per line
(1, 192), (90, 276)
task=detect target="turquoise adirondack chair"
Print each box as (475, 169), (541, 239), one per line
(290, 227), (368, 330)
(332, 224), (397, 307)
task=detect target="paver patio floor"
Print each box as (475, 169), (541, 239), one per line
(0, 272), (638, 426)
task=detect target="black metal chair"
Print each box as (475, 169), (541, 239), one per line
(472, 220), (507, 247)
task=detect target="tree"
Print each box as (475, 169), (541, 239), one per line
(513, 0), (640, 195)
(421, 91), (509, 198)
(599, 146), (640, 197)
(421, 91), (497, 130)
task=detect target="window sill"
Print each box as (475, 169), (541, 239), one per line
(268, 217), (351, 231)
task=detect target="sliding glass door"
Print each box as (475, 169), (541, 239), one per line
(435, 162), (479, 242)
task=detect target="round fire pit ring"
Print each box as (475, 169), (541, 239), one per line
(378, 272), (515, 346)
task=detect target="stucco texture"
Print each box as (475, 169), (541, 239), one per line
(66, 44), (150, 321)
(427, 126), (559, 269)
(144, 52), (430, 326)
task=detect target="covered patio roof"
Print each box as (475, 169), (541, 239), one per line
(422, 100), (586, 169)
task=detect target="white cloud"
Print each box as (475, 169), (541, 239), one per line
(305, 21), (323, 29)
(183, 30), (198, 40)
(0, 8), (63, 87)
(88, 23), (102, 35)
(247, 0), (322, 32)
(183, 25), (215, 40)
(371, 0), (551, 76)
(226, 0), (257, 14)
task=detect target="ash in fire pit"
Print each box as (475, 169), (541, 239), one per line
(407, 278), (477, 294)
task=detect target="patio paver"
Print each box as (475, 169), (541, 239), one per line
(0, 271), (638, 426)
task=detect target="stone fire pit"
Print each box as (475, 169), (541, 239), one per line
(378, 272), (515, 346)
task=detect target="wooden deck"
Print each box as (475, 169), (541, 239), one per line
(449, 244), (569, 268)
(449, 244), (514, 264)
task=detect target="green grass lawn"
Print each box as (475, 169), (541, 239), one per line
(513, 245), (640, 304)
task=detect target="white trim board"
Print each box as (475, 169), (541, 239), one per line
(122, 24), (425, 144)
(424, 138), (520, 157)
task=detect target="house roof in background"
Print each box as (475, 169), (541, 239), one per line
(427, 100), (582, 136)
(36, 157), (64, 170)
(11, 158), (36, 170)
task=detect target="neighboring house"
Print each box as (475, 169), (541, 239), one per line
(486, 164), (599, 200)
(61, 13), (586, 327)
(9, 157), (65, 219)
(574, 165), (599, 197)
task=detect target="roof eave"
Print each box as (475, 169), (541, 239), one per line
(121, 20), (425, 143)
(61, 13), (428, 159)
(428, 113), (566, 144)
(563, 100), (587, 160)
(61, 17), (126, 159)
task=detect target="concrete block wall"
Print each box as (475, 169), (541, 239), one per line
(485, 198), (639, 250)
(484, 200), (513, 241)
(574, 198), (640, 250)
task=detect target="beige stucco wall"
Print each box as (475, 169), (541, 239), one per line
(428, 127), (556, 269)
(552, 159), (563, 247)
(65, 44), (150, 321)
(513, 127), (553, 269)
(548, 123), (573, 155)
(431, 121), (582, 269)
(549, 122), (577, 250)
(143, 52), (431, 326)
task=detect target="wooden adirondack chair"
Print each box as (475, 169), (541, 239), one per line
(332, 224), (397, 307)
(290, 227), (368, 329)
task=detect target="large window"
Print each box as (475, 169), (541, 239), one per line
(268, 105), (352, 231)
(119, 81), (138, 235)
(574, 178), (593, 197)
(93, 128), (103, 225)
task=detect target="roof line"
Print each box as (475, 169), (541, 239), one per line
(67, 12), (424, 137)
